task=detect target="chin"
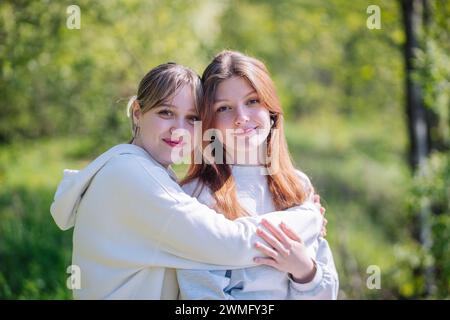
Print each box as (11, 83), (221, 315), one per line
(161, 159), (173, 168)
(154, 153), (173, 168)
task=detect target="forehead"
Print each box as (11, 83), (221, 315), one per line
(165, 85), (196, 112)
(215, 76), (255, 100)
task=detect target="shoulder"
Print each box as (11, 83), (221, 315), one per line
(97, 153), (184, 203)
(181, 179), (201, 196)
(294, 169), (315, 199)
(102, 153), (167, 182)
(181, 178), (215, 207)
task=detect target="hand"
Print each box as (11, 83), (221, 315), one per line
(313, 194), (327, 237)
(254, 219), (317, 283)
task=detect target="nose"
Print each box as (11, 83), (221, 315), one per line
(234, 104), (249, 126)
(169, 118), (191, 136)
(170, 117), (186, 131)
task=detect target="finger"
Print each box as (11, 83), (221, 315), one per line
(254, 241), (279, 259)
(313, 194), (320, 203)
(257, 227), (289, 257)
(280, 222), (303, 243)
(314, 203), (321, 212)
(320, 206), (326, 215)
(321, 226), (327, 237)
(323, 218), (328, 225)
(253, 257), (277, 268)
(261, 219), (291, 247)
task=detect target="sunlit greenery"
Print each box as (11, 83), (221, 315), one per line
(1, 0), (448, 299)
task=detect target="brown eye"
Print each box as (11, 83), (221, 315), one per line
(159, 109), (173, 117)
(217, 105), (231, 113)
(247, 99), (260, 105)
(187, 116), (199, 124)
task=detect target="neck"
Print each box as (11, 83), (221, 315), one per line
(131, 140), (170, 169)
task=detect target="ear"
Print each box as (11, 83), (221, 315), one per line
(132, 101), (142, 124)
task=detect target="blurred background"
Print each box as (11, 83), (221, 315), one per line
(0, 0), (448, 299)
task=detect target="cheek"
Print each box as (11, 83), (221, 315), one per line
(141, 116), (167, 140)
(254, 108), (271, 128)
(185, 125), (195, 144)
(213, 116), (232, 138)
(186, 125), (195, 137)
(252, 109), (271, 145)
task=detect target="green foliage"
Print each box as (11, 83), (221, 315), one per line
(1, 0), (406, 142)
(0, 0), (448, 299)
(0, 0), (211, 143)
(285, 113), (413, 299)
(0, 139), (91, 299)
(215, 0), (404, 118)
(408, 0), (450, 298)
(409, 152), (450, 298)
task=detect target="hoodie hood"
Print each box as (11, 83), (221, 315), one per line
(50, 144), (177, 230)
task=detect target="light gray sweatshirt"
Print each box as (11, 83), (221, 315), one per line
(177, 165), (339, 300)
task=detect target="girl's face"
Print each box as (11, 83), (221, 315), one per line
(212, 76), (271, 164)
(132, 85), (199, 168)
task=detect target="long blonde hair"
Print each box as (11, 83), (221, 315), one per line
(181, 51), (307, 220)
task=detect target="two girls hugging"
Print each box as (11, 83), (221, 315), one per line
(51, 50), (338, 300)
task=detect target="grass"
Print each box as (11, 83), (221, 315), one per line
(0, 138), (90, 299)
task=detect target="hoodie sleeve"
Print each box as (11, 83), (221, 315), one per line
(74, 154), (322, 269)
(288, 238), (339, 299)
(295, 169), (315, 202)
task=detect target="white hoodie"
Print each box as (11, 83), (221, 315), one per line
(50, 144), (322, 299)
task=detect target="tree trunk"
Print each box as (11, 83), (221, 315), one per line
(401, 0), (429, 170)
(401, 0), (434, 296)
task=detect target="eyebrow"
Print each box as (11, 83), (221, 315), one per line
(157, 104), (197, 113)
(214, 90), (257, 103)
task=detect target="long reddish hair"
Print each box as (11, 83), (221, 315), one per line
(181, 50), (307, 220)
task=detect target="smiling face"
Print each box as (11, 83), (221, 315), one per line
(212, 76), (271, 164)
(132, 85), (199, 167)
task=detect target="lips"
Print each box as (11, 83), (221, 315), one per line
(233, 126), (258, 136)
(162, 138), (184, 147)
